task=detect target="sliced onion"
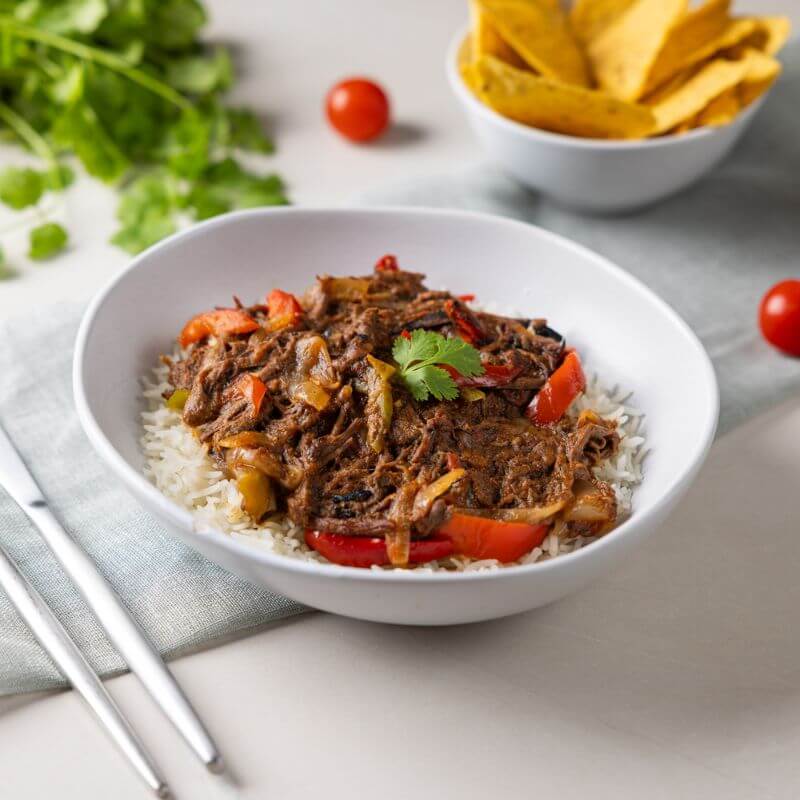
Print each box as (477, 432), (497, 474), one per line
(217, 431), (273, 449)
(292, 379), (331, 411)
(562, 480), (615, 523)
(453, 500), (566, 524)
(413, 469), (466, 517)
(365, 354), (395, 452)
(325, 276), (371, 301)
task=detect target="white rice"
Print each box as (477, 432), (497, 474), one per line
(141, 361), (647, 572)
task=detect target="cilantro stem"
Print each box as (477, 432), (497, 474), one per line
(0, 99), (57, 168)
(0, 100), (65, 232)
(1, 19), (193, 112)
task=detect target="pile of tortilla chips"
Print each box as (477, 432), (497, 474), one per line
(461, 0), (790, 138)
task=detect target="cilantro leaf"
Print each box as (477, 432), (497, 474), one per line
(52, 103), (129, 182)
(14, 0), (109, 36)
(186, 157), (287, 220)
(226, 108), (274, 153)
(111, 171), (179, 253)
(45, 164), (75, 191)
(392, 330), (484, 402)
(0, 167), (44, 209)
(29, 222), (69, 260)
(166, 48), (233, 95)
(0, 0), (288, 261)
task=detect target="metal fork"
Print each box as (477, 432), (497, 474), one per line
(0, 422), (224, 791)
(0, 542), (170, 797)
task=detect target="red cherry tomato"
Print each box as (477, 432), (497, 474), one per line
(325, 78), (390, 142)
(759, 280), (800, 357)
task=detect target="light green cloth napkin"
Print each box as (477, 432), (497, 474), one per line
(0, 306), (306, 695)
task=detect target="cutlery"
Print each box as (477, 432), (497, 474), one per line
(0, 423), (224, 775)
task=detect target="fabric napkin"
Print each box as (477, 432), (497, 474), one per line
(358, 42), (800, 435)
(2, 45), (799, 697)
(0, 306), (306, 695)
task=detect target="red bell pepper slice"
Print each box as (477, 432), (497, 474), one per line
(443, 363), (521, 387)
(526, 351), (586, 425)
(179, 309), (259, 348)
(267, 289), (303, 321)
(237, 373), (268, 415)
(374, 254), (399, 272)
(436, 513), (548, 563)
(305, 530), (454, 568)
(458, 293), (476, 303)
(444, 299), (484, 345)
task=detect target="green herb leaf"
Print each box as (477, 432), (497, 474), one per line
(45, 163), (75, 191)
(226, 108), (274, 153)
(0, 0), (287, 260)
(111, 171), (179, 253)
(52, 103), (128, 182)
(15, 0), (109, 36)
(392, 330), (484, 402)
(0, 167), (44, 209)
(29, 222), (69, 260)
(186, 157), (287, 220)
(166, 48), (233, 95)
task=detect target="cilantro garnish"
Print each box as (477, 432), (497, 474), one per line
(392, 330), (484, 402)
(0, 4), (288, 259)
(29, 223), (69, 260)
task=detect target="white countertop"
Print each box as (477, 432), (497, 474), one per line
(2, 2), (800, 798)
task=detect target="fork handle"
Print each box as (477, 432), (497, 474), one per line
(0, 542), (170, 798)
(23, 500), (223, 773)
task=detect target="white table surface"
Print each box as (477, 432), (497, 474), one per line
(2, 2), (800, 798)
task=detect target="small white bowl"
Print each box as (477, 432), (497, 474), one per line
(446, 29), (766, 213)
(74, 207), (718, 625)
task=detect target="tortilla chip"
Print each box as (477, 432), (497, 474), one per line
(470, 0), (529, 69)
(641, 64), (696, 105)
(588, 0), (688, 101)
(695, 86), (740, 126)
(570, 0), (637, 44)
(476, 0), (590, 86)
(743, 16), (792, 56)
(644, 0), (731, 93)
(646, 56), (750, 133)
(471, 55), (655, 138)
(670, 119), (694, 134)
(737, 47), (782, 106)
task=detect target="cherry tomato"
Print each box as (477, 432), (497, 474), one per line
(325, 78), (390, 142)
(759, 280), (800, 357)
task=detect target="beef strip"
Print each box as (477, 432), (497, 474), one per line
(166, 266), (620, 564)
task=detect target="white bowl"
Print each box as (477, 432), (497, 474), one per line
(74, 207), (718, 625)
(446, 29), (766, 213)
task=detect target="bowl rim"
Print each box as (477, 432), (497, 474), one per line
(73, 205), (719, 584)
(445, 25), (765, 150)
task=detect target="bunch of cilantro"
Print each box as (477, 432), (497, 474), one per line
(0, 0), (288, 266)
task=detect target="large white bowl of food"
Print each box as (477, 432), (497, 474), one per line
(74, 207), (718, 625)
